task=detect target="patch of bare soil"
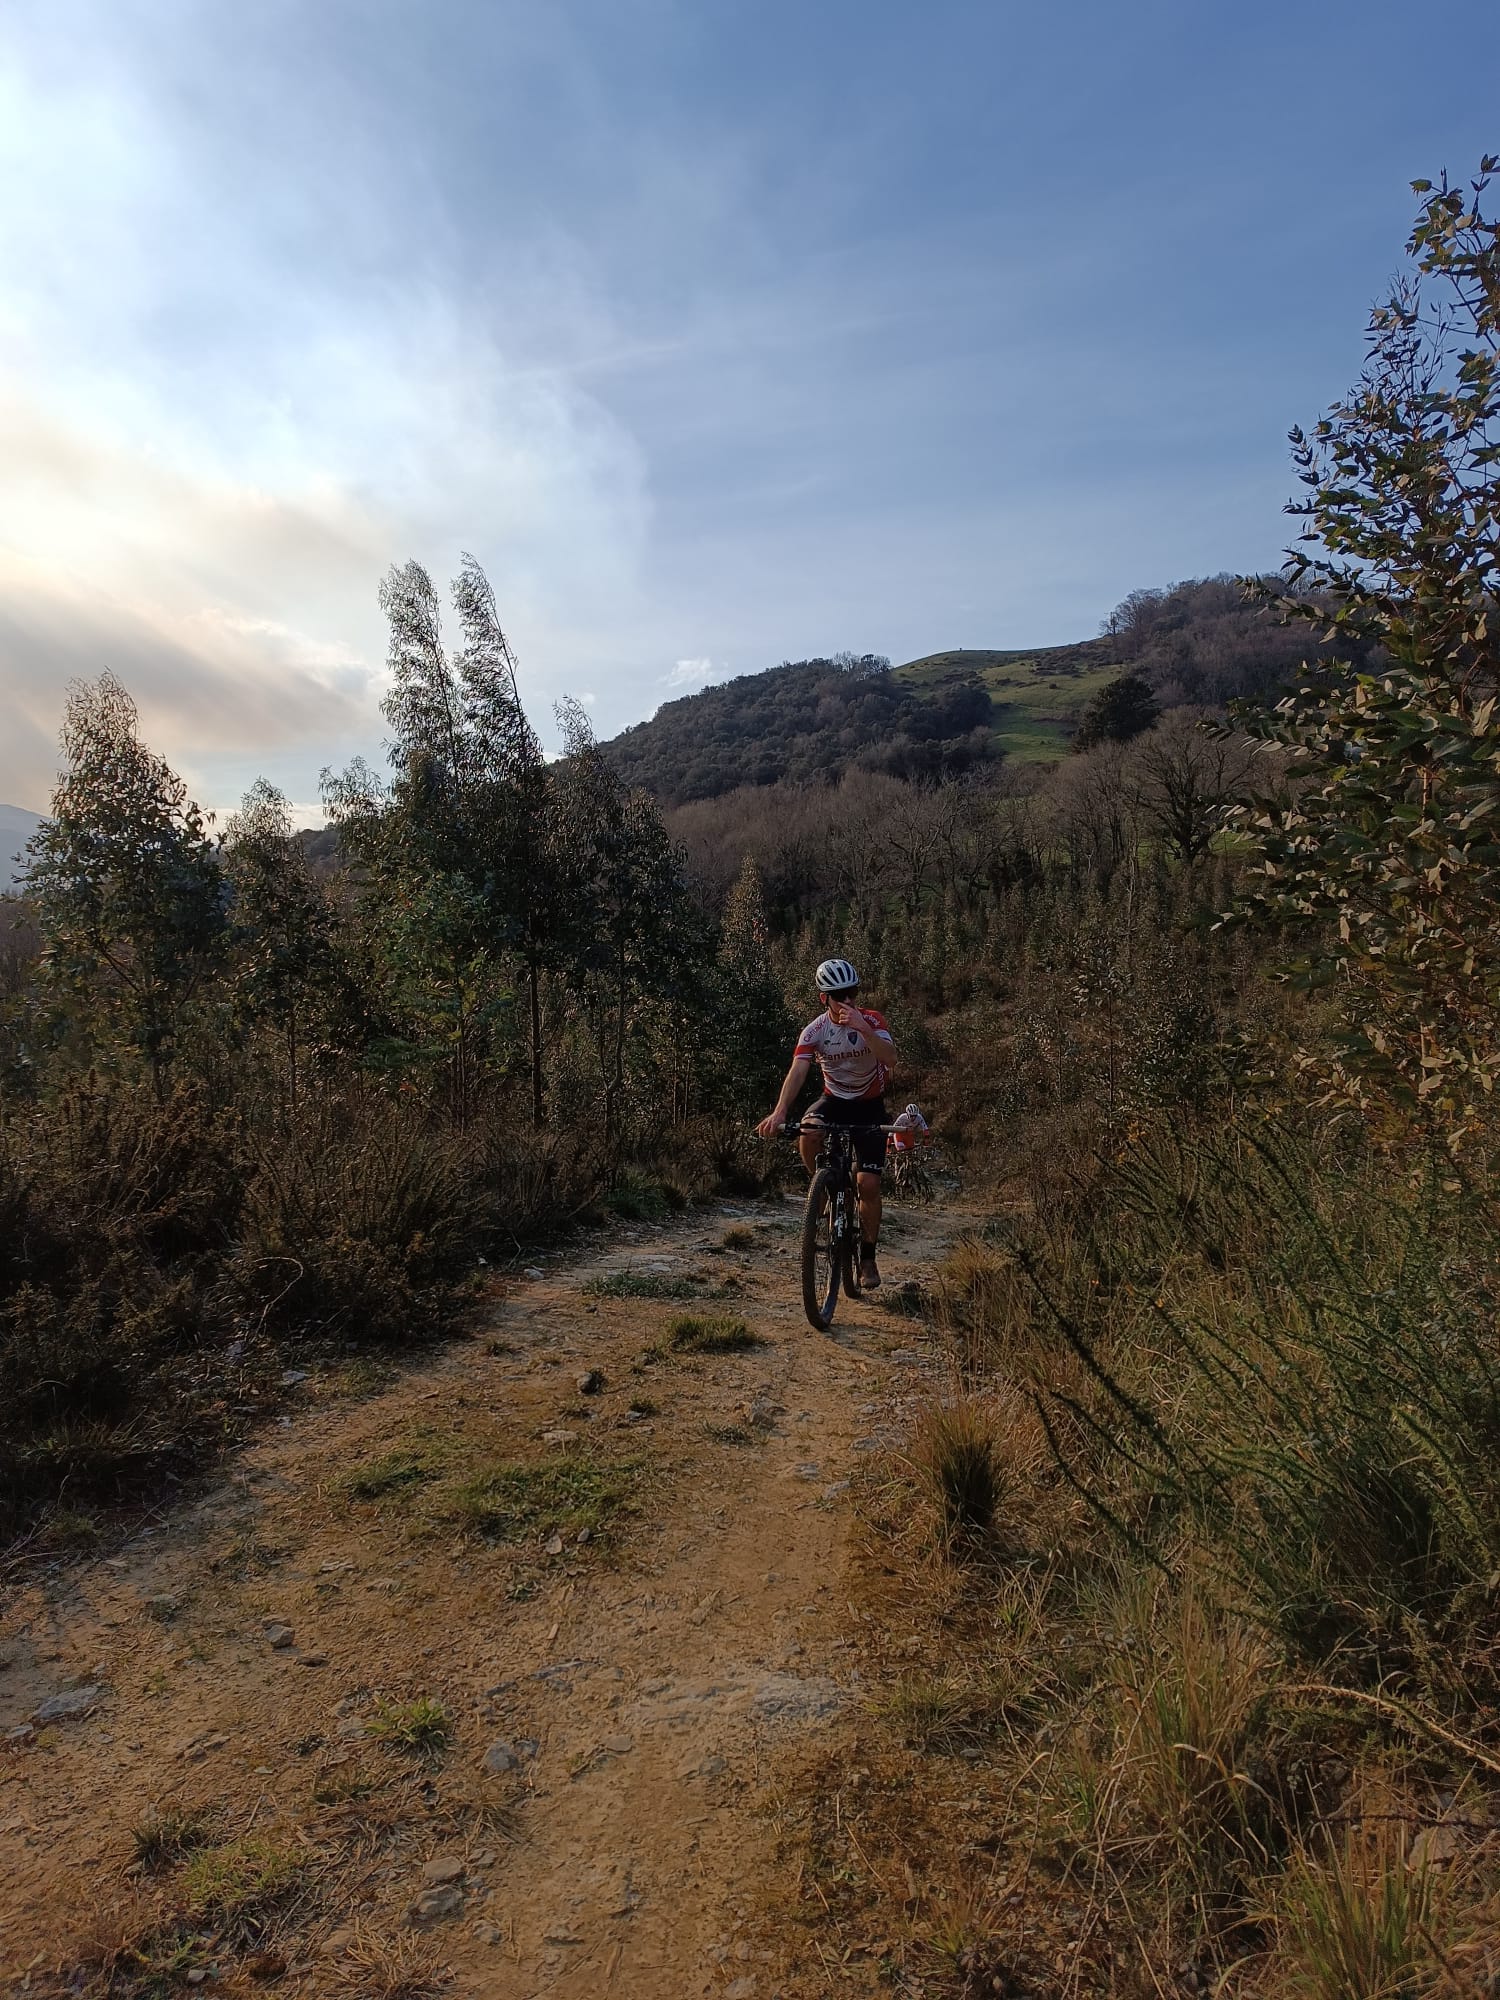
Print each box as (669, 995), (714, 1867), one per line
(1, 1191), (961, 1998)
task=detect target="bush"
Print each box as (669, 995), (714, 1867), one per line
(1027, 1114), (1500, 1679)
(234, 1100), (484, 1342)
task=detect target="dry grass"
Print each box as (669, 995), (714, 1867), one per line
(129, 1803), (219, 1871)
(1272, 1823), (1434, 1999)
(910, 1396), (1003, 1547)
(933, 1234), (1037, 1379)
(333, 1919), (442, 2000)
(656, 1312), (762, 1355)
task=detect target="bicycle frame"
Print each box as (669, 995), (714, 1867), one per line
(782, 1118), (896, 1331)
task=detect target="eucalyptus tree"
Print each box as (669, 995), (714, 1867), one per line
(553, 697), (700, 1139)
(222, 779), (337, 1111)
(27, 672), (226, 1095)
(325, 553), (573, 1125)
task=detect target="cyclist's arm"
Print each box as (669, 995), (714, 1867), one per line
(833, 1003), (898, 1066)
(756, 1051), (814, 1136)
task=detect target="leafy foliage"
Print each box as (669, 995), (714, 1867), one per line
(1230, 158), (1500, 1142)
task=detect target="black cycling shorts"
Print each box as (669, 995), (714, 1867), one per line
(804, 1094), (887, 1175)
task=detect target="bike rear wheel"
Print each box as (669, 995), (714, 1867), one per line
(801, 1168), (842, 1330)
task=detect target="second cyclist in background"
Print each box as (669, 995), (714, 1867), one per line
(889, 1102), (929, 1165)
(887, 1101), (932, 1198)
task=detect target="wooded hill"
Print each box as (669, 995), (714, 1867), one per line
(603, 574), (1337, 805)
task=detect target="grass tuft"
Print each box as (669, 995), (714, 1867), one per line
(912, 1398), (1002, 1545)
(367, 1695), (452, 1755)
(179, 1834), (300, 1920)
(130, 1804), (219, 1871)
(333, 1917), (442, 1998)
(661, 1312), (761, 1355)
(1275, 1826), (1433, 1999)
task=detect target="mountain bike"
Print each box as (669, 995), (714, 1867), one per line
(782, 1120), (895, 1332)
(887, 1144), (934, 1203)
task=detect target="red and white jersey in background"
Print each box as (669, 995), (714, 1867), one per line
(792, 1008), (894, 1101)
(889, 1108), (928, 1153)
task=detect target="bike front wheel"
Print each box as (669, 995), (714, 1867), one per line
(801, 1167), (842, 1330)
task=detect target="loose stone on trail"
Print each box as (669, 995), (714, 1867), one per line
(31, 1686), (103, 1724)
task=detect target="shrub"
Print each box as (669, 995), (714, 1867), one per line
(1029, 1118), (1500, 1673)
(234, 1099), (484, 1342)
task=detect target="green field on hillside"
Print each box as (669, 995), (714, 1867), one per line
(896, 643), (1125, 761)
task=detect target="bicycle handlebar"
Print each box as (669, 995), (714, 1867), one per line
(774, 1120), (901, 1137)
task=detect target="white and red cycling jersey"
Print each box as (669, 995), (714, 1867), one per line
(888, 1108), (928, 1154)
(792, 1008), (894, 1101)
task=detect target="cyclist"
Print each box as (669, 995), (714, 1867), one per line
(888, 1102), (929, 1169)
(756, 957), (896, 1289)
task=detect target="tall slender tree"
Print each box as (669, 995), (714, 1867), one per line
(27, 672), (226, 1095)
(223, 779), (337, 1111)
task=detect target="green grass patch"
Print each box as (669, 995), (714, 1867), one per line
(368, 1694), (452, 1754)
(894, 645), (1124, 761)
(661, 1312), (762, 1355)
(445, 1450), (642, 1541)
(584, 1269), (700, 1300)
(336, 1428), (457, 1503)
(180, 1835), (300, 1920)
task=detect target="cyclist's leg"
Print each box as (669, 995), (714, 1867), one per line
(799, 1096), (830, 1178)
(851, 1105), (886, 1285)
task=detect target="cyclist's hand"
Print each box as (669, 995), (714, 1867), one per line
(755, 1112), (786, 1138)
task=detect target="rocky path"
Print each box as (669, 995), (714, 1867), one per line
(0, 1191), (959, 1998)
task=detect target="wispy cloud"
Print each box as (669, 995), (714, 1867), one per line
(659, 657), (729, 692)
(0, 5), (652, 809)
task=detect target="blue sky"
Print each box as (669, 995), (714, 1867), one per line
(0, 0), (1496, 815)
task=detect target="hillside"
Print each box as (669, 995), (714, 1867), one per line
(896, 639), (1123, 763)
(603, 576), (1327, 805)
(603, 651), (997, 807)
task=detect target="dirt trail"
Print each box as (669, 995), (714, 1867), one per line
(1, 1191), (961, 1997)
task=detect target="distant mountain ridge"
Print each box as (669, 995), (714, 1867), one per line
(601, 575), (1325, 807)
(0, 804), (41, 894)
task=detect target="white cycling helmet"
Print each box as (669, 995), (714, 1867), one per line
(814, 956), (860, 994)
(905, 1103), (921, 1118)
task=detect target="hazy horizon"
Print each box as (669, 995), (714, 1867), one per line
(2, 0), (1498, 818)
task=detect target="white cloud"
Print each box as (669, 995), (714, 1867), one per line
(0, 8), (654, 811)
(661, 656), (728, 691)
